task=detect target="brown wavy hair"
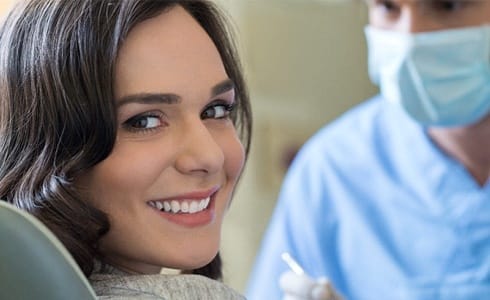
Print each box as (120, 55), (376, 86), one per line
(0, 0), (251, 280)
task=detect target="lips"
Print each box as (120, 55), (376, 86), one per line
(148, 186), (219, 227)
(148, 196), (210, 214)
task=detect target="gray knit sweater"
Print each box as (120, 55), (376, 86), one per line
(90, 264), (246, 300)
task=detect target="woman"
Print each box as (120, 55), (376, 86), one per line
(0, 0), (251, 298)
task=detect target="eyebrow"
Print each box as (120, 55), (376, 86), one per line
(212, 79), (235, 96)
(116, 93), (180, 108)
(116, 79), (235, 108)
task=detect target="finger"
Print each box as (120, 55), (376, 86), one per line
(311, 284), (333, 300)
(279, 270), (316, 298)
(312, 278), (342, 300)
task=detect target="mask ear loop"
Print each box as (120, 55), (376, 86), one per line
(485, 25), (490, 62)
(404, 37), (439, 122)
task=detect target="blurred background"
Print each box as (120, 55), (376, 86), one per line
(0, 0), (378, 294)
(215, 0), (378, 293)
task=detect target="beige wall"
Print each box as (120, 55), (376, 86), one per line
(216, 0), (378, 293)
(0, 0), (14, 13)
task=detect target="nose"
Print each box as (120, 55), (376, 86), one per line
(174, 120), (224, 176)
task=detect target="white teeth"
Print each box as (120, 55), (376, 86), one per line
(149, 196), (211, 214)
(198, 200), (205, 211)
(189, 201), (199, 213)
(171, 200), (180, 213)
(181, 201), (189, 213)
(163, 202), (171, 212)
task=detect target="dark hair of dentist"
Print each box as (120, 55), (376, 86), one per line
(0, 0), (251, 297)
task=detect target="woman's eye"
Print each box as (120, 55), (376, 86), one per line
(201, 102), (235, 120)
(123, 113), (163, 131)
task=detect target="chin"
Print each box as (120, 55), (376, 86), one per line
(166, 248), (218, 271)
(188, 252), (217, 270)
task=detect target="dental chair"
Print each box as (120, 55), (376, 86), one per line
(0, 201), (97, 300)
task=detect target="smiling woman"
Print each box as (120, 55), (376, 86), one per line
(0, 0), (251, 299)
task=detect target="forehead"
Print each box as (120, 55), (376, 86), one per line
(113, 5), (227, 100)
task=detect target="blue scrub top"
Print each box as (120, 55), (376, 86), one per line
(246, 96), (490, 300)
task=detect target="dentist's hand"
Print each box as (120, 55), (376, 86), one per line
(279, 270), (342, 300)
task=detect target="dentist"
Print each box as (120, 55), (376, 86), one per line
(247, 0), (490, 299)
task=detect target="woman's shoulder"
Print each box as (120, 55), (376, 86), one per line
(90, 271), (246, 300)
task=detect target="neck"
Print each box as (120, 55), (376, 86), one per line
(428, 114), (490, 187)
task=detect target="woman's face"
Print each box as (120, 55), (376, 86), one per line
(80, 6), (244, 274)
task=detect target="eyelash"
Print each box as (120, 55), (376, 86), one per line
(201, 101), (236, 120)
(121, 101), (236, 134)
(122, 111), (166, 133)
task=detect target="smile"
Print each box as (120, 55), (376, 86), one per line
(148, 197), (211, 214)
(147, 186), (220, 227)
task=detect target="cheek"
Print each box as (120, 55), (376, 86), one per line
(82, 143), (173, 206)
(222, 133), (245, 182)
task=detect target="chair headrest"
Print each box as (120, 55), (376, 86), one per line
(0, 201), (97, 300)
